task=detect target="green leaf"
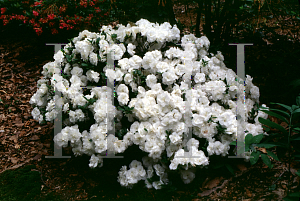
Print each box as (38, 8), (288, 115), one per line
(291, 136), (300, 141)
(268, 184), (276, 191)
(296, 96), (300, 107)
(259, 110), (289, 124)
(293, 127), (300, 132)
(111, 34), (117, 39)
(266, 150), (280, 162)
(262, 125), (270, 132)
(255, 143), (278, 148)
(117, 106), (124, 111)
(258, 117), (288, 135)
(230, 141), (245, 147)
(270, 102), (292, 113)
(250, 151), (260, 165)
(211, 163), (224, 169)
(261, 154), (273, 169)
(225, 163), (235, 176)
(245, 133), (254, 145)
(284, 192), (300, 199)
(292, 108), (300, 115)
(238, 144), (246, 154)
(296, 169), (300, 177)
(251, 134), (264, 144)
(268, 108), (290, 118)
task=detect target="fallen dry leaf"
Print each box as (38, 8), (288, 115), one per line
(29, 135), (40, 141)
(203, 177), (221, 189)
(10, 157), (18, 164)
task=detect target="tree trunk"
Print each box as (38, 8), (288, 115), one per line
(195, 0), (203, 37)
(204, 0), (212, 40)
(213, 0), (231, 44)
(165, 0), (177, 26)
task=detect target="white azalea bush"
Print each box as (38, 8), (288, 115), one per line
(30, 18), (269, 190)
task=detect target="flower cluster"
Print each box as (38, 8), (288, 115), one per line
(0, 0), (111, 36)
(29, 19), (269, 190)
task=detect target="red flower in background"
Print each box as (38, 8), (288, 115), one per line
(34, 23), (41, 27)
(95, 7), (101, 13)
(1, 7), (6, 14)
(89, 1), (95, 6)
(80, 0), (88, 8)
(49, 22), (55, 27)
(34, 1), (43, 7)
(2, 19), (9, 25)
(39, 18), (48, 24)
(34, 27), (43, 36)
(29, 18), (35, 24)
(33, 10), (39, 17)
(51, 28), (58, 35)
(0, 14), (6, 20)
(47, 14), (56, 20)
(59, 6), (67, 13)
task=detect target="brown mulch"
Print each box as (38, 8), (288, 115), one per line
(1, 1), (300, 201)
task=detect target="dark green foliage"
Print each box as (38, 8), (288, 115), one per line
(0, 165), (45, 201)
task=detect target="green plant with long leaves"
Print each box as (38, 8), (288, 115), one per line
(229, 92), (300, 200)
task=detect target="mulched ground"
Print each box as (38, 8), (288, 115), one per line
(1, 1), (300, 200)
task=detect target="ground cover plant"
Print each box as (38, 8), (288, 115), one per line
(28, 17), (274, 190)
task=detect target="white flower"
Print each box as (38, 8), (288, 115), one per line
(194, 72), (206, 83)
(89, 154), (103, 168)
(169, 132), (182, 145)
(53, 50), (64, 65)
(45, 110), (58, 121)
(180, 170), (195, 184)
(146, 74), (157, 88)
(218, 110), (236, 128)
(108, 44), (124, 60)
(105, 68), (116, 84)
(114, 140), (127, 153)
(86, 70), (100, 83)
(153, 164), (165, 177)
(250, 86), (260, 100)
(99, 39), (109, 53)
(124, 73), (134, 84)
(115, 68), (124, 82)
(129, 160), (143, 169)
(117, 84), (129, 95)
(152, 180), (163, 190)
(129, 55), (143, 69)
(162, 70), (178, 85)
(126, 168), (139, 184)
(89, 52), (98, 66)
(75, 40), (94, 61)
(118, 93), (129, 106)
(31, 107), (40, 120)
(127, 43), (136, 56)
(156, 61), (170, 73)
(71, 67), (83, 77)
(118, 58), (131, 72)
